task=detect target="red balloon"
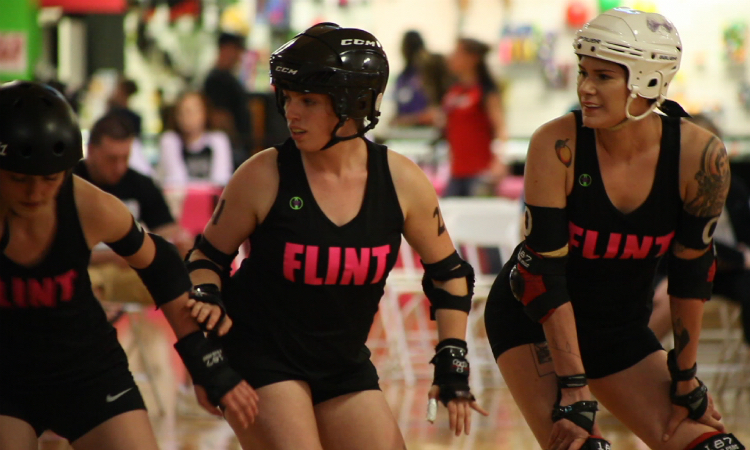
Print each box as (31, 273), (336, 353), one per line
(566, 1), (590, 28)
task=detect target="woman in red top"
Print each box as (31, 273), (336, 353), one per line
(442, 38), (507, 197)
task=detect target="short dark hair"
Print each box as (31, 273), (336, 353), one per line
(119, 79), (138, 97)
(218, 32), (245, 49)
(89, 112), (136, 147)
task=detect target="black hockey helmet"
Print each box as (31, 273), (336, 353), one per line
(0, 81), (82, 175)
(270, 22), (389, 149)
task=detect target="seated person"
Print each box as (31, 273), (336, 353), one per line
(75, 113), (192, 304)
(159, 91), (233, 188)
(650, 113), (750, 346)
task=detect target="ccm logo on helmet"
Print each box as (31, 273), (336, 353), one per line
(275, 66), (298, 75)
(341, 38), (381, 48)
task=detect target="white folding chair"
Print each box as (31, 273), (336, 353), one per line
(438, 197), (522, 393)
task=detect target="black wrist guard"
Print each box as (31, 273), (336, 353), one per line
(174, 331), (243, 407)
(430, 338), (475, 407)
(551, 400), (598, 434)
(558, 374), (588, 389)
(670, 377), (709, 421)
(190, 283), (227, 334)
(667, 349), (697, 381)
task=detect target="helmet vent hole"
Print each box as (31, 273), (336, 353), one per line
(651, 53), (656, 59)
(20, 146), (33, 158)
(648, 79), (658, 87)
(53, 142), (65, 156)
(590, 46), (595, 52)
(577, 43), (582, 49)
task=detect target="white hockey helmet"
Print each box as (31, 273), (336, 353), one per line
(573, 8), (682, 121)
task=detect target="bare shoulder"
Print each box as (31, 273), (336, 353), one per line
(228, 148), (279, 198)
(386, 148), (436, 212)
(527, 112), (578, 163)
(678, 119), (729, 216)
(72, 175), (133, 245)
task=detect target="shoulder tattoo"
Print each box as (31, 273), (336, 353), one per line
(555, 139), (573, 168)
(684, 136), (729, 217)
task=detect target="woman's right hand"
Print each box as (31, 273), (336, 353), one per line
(194, 382), (260, 429)
(547, 387), (602, 450)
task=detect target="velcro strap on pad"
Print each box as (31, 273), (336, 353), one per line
(195, 234), (238, 269)
(105, 216), (145, 257)
(186, 258), (224, 276)
(667, 349), (697, 381)
(558, 374), (588, 389)
(134, 233), (192, 307)
(422, 251), (473, 281)
(551, 400), (598, 434)
(670, 378), (709, 421)
(523, 204), (569, 253)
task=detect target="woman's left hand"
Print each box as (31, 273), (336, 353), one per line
(428, 385), (490, 436)
(663, 384), (724, 442)
(186, 298), (233, 336)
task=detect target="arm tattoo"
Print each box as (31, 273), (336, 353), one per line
(673, 317), (691, 358)
(684, 137), (730, 217)
(555, 139), (573, 168)
(433, 206), (446, 236)
(531, 342), (555, 377)
(211, 199), (226, 225)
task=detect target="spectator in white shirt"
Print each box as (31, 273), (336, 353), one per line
(159, 91), (233, 188)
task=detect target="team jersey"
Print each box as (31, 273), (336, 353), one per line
(0, 176), (121, 386)
(566, 110), (683, 334)
(443, 82), (495, 177)
(227, 138), (404, 371)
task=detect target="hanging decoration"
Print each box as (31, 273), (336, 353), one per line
(566, 1), (590, 29)
(597, 0), (621, 13)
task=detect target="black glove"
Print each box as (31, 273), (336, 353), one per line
(667, 349), (709, 420)
(430, 338), (475, 406)
(190, 283), (227, 334)
(174, 330), (243, 407)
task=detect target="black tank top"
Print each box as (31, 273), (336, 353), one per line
(228, 138), (404, 370)
(567, 111), (683, 333)
(0, 177), (119, 386)
(182, 144), (212, 180)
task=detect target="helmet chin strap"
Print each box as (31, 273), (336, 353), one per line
(607, 88), (660, 131)
(318, 115), (378, 151)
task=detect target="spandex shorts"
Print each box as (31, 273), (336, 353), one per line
(0, 355), (145, 442)
(222, 326), (381, 405)
(484, 250), (663, 379)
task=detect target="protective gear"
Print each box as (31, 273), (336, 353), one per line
(583, 437), (612, 450)
(667, 246), (716, 299)
(133, 233), (192, 307)
(557, 374), (588, 389)
(173, 331), (244, 406)
(421, 251), (474, 319)
(430, 338), (476, 407)
(185, 234), (237, 279)
(0, 81), (83, 175)
(522, 204), (569, 253)
(667, 349), (709, 421)
(684, 432), (745, 450)
(270, 22), (389, 150)
(105, 217), (145, 257)
(573, 8), (682, 121)
(509, 244), (571, 323)
(190, 283), (227, 334)
(675, 210), (720, 250)
(552, 399), (599, 434)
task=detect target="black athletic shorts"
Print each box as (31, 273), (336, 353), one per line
(484, 245), (663, 379)
(222, 325), (381, 405)
(0, 352), (145, 442)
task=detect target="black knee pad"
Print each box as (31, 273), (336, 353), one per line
(584, 437), (611, 450)
(686, 432), (744, 450)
